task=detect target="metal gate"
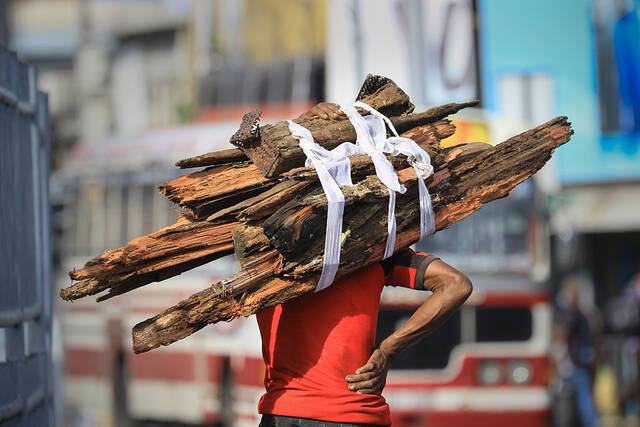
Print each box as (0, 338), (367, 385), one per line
(0, 46), (53, 426)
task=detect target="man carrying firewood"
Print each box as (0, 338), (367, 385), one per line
(257, 103), (473, 427)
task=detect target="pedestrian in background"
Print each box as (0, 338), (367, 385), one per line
(554, 278), (599, 427)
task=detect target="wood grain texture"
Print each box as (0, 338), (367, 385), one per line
(60, 219), (238, 301)
(131, 116), (572, 353)
(61, 73), (571, 355)
(175, 148), (248, 169)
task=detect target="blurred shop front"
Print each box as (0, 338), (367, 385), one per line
(478, 0), (640, 421)
(479, 0), (640, 293)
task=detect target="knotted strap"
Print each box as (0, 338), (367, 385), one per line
(353, 101), (436, 239)
(340, 104), (405, 259)
(288, 120), (360, 292)
(286, 102), (436, 292)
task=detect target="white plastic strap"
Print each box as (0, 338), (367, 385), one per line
(287, 101), (436, 292)
(288, 120), (360, 292)
(352, 101), (436, 240)
(340, 104), (405, 259)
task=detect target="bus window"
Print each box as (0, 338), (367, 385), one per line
(376, 310), (461, 370)
(475, 306), (532, 342)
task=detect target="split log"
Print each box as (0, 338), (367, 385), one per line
(60, 218), (238, 301)
(132, 250), (314, 353)
(230, 74), (476, 178)
(159, 163), (274, 220)
(61, 118), (457, 302)
(160, 118), (455, 221)
(131, 116), (572, 353)
(175, 148), (248, 169)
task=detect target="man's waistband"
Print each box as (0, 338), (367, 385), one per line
(259, 414), (389, 427)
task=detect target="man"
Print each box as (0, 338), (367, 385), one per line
(556, 278), (598, 427)
(257, 103), (472, 427)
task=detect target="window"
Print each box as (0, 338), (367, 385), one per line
(421, 0), (479, 105)
(142, 185), (156, 236)
(376, 304), (534, 371)
(476, 306), (532, 342)
(415, 192), (534, 274)
(375, 309), (461, 370)
(499, 74), (552, 124)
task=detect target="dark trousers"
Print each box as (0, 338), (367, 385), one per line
(259, 414), (388, 427)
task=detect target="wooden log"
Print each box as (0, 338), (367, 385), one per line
(160, 119), (455, 221)
(235, 181), (314, 223)
(159, 163), (275, 220)
(263, 117), (573, 273)
(61, 119), (458, 301)
(131, 250), (313, 354)
(131, 116), (572, 353)
(207, 180), (313, 224)
(232, 102), (474, 179)
(175, 148), (248, 169)
(60, 218), (239, 301)
(230, 74), (475, 178)
(280, 119), (455, 182)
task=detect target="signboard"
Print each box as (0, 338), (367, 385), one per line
(478, 0), (640, 182)
(421, 0), (479, 105)
(326, 0), (479, 107)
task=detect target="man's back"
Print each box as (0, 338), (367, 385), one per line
(257, 263), (390, 425)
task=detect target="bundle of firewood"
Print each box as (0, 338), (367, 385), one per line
(60, 75), (572, 354)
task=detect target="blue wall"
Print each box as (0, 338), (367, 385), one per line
(478, 0), (640, 183)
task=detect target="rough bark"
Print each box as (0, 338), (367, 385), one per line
(266, 117), (572, 278)
(61, 118), (456, 303)
(159, 119), (455, 221)
(230, 74), (475, 178)
(159, 163), (274, 220)
(131, 116), (572, 353)
(60, 218), (239, 301)
(175, 148), (248, 169)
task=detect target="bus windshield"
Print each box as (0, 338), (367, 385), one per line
(375, 310), (461, 370)
(376, 305), (533, 370)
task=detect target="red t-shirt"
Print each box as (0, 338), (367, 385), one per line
(256, 250), (437, 425)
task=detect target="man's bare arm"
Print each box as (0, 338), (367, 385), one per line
(346, 260), (472, 394)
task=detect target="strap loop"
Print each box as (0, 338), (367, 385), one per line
(287, 102), (436, 292)
(288, 120), (357, 292)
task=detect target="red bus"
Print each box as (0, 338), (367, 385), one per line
(379, 280), (551, 427)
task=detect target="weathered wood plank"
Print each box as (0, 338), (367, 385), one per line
(131, 117), (572, 353)
(175, 148), (248, 169)
(60, 219), (239, 301)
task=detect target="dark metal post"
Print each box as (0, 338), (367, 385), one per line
(0, 45), (53, 427)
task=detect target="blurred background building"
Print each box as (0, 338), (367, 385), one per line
(2, 0), (640, 426)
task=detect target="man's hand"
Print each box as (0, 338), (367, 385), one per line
(346, 259), (472, 397)
(298, 102), (343, 120)
(345, 348), (392, 395)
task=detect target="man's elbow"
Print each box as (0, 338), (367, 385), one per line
(451, 272), (473, 304)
